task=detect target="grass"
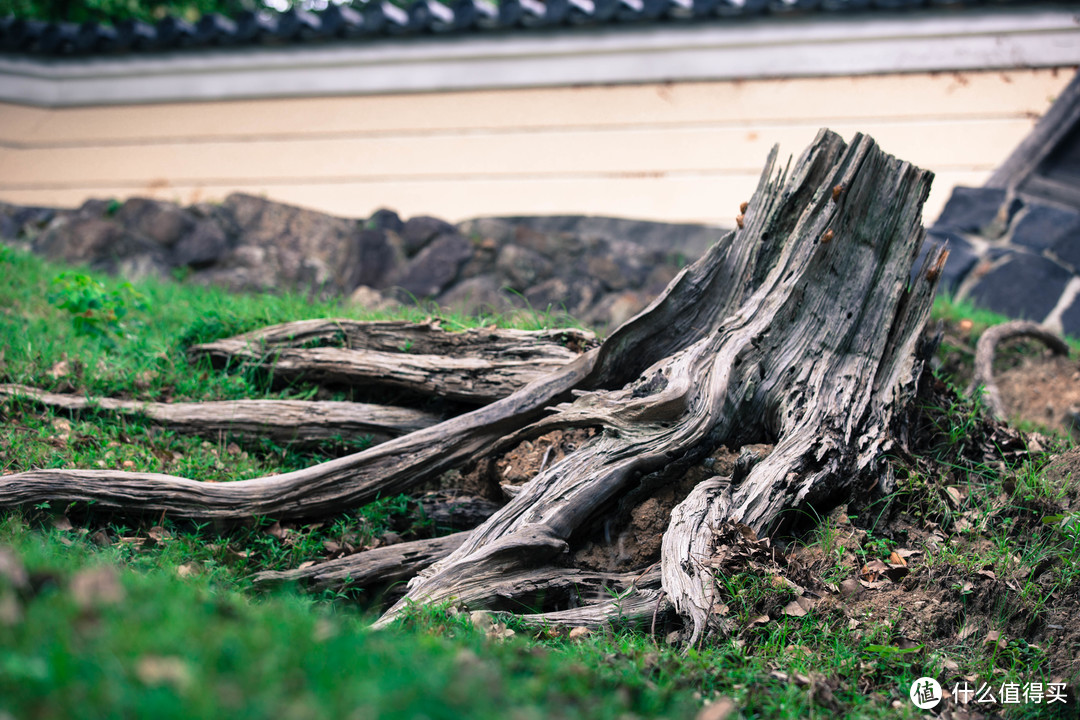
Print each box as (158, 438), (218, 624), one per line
(2, 245), (1079, 718)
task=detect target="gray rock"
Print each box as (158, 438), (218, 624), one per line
(342, 229), (403, 292)
(367, 208), (404, 234)
(966, 252), (1072, 322)
(525, 276), (603, 319)
(402, 216), (456, 256)
(457, 217), (516, 246)
(495, 244), (553, 290)
(1011, 205), (1080, 253)
(390, 232), (472, 299)
(174, 220), (230, 268)
(115, 197), (194, 248)
(437, 275), (516, 314)
(934, 187), (1007, 234)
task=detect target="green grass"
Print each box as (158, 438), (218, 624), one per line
(2, 245), (1079, 718)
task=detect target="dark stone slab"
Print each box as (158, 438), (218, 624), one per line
(1011, 204), (1080, 253)
(173, 220), (230, 268)
(1048, 215), (1080, 272)
(342, 229), (403, 292)
(495, 243), (553, 290)
(0, 214), (18, 240)
(910, 229), (978, 293)
(402, 215), (456, 256)
(966, 252), (1073, 322)
(494, 214), (719, 260)
(1057, 293), (1080, 338)
(367, 208), (404, 235)
(389, 232), (472, 298)
(116, 197), (194, 248)
(933, 187), (1007, 234)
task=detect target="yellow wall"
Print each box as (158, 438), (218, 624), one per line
(0, 68), (1071, 225)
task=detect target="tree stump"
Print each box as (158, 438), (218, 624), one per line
(0, 130), (945, 639)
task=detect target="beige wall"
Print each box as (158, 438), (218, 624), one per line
(0, 68), (1072, 226)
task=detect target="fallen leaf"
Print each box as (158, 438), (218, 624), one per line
(568, 626), (591, 640)
(984, 630), (1003, 649)
(747, 615), (771, 627)
(695, 696), (735, 720)
(48, 360), (70, 379)
(838, 578), (861, 598)
(51, 516), (74, 532)
(782, 600), (807, 618)
(888, 551), (907, 567)
(0, 548), (29, 590)
(0, 590), (21, 626)
(135, 656), (193, 692)
(225, 442), (242, 455)
(176, 563), (198, 578)
(70, 567), (125, 608)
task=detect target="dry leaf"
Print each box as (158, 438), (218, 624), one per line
(888, 551), (907, 567)
(568, 626), (591, 640)
(695, 696), (735, 720)
(70, 567), (125, 608)
(983, 630), (1003, 648)
(783, 600), (807, 618)
(0, 548), (29, 590)
(51, 516), (74, 532)
(135, 656), (193, 692)
(0, 590), (22, 626)
(48, 360), (70, 379)
(176, 563), (198, 578)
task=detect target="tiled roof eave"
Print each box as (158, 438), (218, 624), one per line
(1, 5), (1078, 107)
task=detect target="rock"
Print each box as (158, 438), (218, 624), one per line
(1011, 205), (1080, 253)
(77, 198), (112, 218)
(115, 197), (194, 248)
(173, 219), (229, 268)
(342, 229), (403, 292)
(436, 275), (515, 314)
(935, 187), (1007, 234)
(495, 244), (553, 290)
(389, 232), (472, 299)
(347, 285), (398, 311)
(965, 252), (1072, 322)
(366, 208), (404, 234)
(401, 215), (456, 256)
(456, 217), (516, 247)
(1048, 215), (1080, 271)
(525, 276), (603, 319)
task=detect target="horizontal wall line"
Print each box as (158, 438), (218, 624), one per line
(0, 111), (1045, 150)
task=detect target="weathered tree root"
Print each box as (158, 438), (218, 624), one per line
(191, 320), (598, 404)
(0, 130), (945, 638)
(0, 383), (440, 446)
(971, 320), (1070, 420)
(252, 533), (467, 590)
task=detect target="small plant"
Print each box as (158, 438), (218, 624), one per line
(105, 198), (121, 216)
(48, 271), (146, 341)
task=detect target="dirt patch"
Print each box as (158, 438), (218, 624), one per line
(997, 354), (1080, 438)
(572, 443), (774, 572)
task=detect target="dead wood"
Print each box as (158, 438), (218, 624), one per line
(252, 533), (467, 590)
(971, 320), (1070, 419)
(0, 383), (439, 445)
(0, 130), (944, 639)
(190, 320), (598, 404)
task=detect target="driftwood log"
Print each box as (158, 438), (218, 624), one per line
(0, 130), (945, 637)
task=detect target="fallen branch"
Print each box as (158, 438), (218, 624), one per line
(190, 321), (598, 403)
(0, 383), (440, 446)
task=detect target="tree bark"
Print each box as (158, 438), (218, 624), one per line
(0, 130), (944, 637)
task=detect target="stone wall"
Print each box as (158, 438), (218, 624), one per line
(0, 194), (720, 330)
(918, 187), (1080, 336)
